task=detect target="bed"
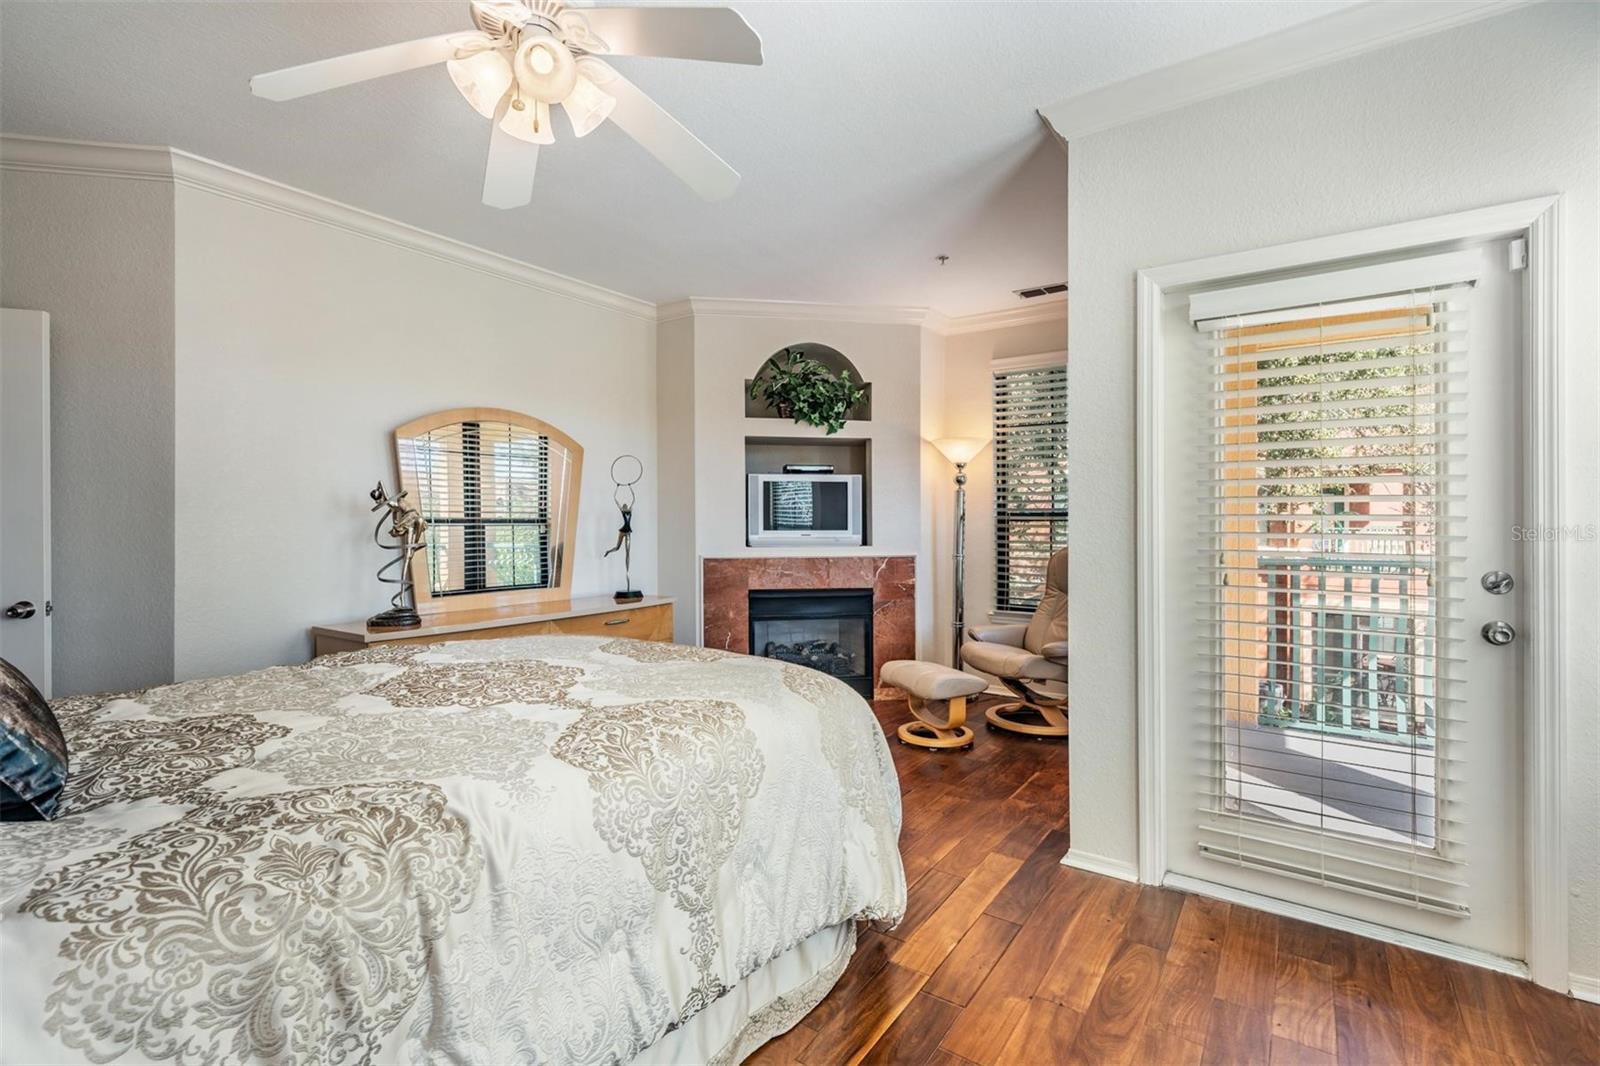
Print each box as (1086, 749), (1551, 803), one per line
(0, 635), (906, 1065)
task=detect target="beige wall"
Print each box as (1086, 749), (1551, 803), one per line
(1067, 2), (1598, 982)
(0, 168), (176, 695)
(172, 183), (658, 680)
(2, 153), (659, 688)
(934, 313), (1068, 666)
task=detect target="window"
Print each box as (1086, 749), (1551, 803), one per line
(993, 357), (1068, 613)
(408, 420), (554, 596)
(1189, 251), (1475, 914)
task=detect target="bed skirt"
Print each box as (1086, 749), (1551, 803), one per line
(634, 921), (856, 1066)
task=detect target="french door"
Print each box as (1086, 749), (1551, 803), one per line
(1160, 237), (1526, 959)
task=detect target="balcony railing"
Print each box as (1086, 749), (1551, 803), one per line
(1253, 555), (1436, 747)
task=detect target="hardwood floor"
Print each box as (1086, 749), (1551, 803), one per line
(748, 697), (1600, 1066)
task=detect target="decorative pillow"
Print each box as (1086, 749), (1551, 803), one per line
(0, 658), (67, 820)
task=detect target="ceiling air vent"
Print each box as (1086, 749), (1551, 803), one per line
(1014, 283), (1068, 300)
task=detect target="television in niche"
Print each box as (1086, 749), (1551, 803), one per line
(747, 473), (863, 547)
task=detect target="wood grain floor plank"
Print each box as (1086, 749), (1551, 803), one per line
(1066, 939), (1166, 1065)
(937, 871), (1095, 1064)
(1268, 1035), (1337, 1066)
(885, 869), (965, 944)
(858, 991), (962, 1066)
(993, 817), (1054, 861)
(1215, 906), (1280, 1012)
(995, 997), (1082, 1065)
(1270, 953), (1335, 1053)
(893, 851), (1024, 975)
(924, 913), (1021, 1007)
(1327, 930), (1406, 1066)
(1134, 1024), (1206, 1066)
(800, 963), (926, 1066)
(1276, 916), (1335, 965)
(1034, 874), (1139, 1011)
(1201, 1000), (1272, 1066)
(984, 827), (1070, 925)
(1125, 884), (1187, 950)
(804, 929), (896, 1030)
(1146, 896), (1231, 1046)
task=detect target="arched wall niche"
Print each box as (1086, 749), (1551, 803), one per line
(744, 342), (873, 422)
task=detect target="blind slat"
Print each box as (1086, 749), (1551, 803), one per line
(1189, 274), (1470, 915)
(994, 361), (1068, 612)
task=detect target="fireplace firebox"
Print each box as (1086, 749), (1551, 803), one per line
(748, 589), (874, 697)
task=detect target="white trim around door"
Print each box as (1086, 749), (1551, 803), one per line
(1134, 196), (1568, 991)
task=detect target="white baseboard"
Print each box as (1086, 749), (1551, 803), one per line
(1163, 873), (1529, 981)
(1063, 848), (1140, 883)
(1571, 973), (1600, 1004)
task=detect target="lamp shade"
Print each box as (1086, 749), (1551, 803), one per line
(498, 97), (555, 145)
(561, 71), (616, 138)
(447, 47), (514, 119)
(932, 436), (989, 465)
(513, 33), (577, 105)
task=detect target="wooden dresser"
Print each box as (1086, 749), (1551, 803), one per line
(310, 596), (674, 657)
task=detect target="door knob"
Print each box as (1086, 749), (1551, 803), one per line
(4, 601), (35, 620)
(1481, 620), (1516, 646)
(1481, 570), (1515, 595)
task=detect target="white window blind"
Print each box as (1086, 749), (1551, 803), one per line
(994, 359), (1068, 613)
(1189, 257), (1474, 916)
(401, 420), (556, 595)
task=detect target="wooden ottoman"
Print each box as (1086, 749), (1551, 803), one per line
(880, 660), (987, 751)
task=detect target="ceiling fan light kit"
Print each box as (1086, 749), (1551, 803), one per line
(249, 1), (763, 208)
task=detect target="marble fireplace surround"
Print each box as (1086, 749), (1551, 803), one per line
(702, 556), (914, 697)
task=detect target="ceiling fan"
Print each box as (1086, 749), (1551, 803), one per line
(250, 1), (762, 208)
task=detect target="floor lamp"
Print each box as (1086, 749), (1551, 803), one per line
(931, 437), (990, 667)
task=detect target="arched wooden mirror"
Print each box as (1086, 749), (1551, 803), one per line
(394, 407), (582, 615)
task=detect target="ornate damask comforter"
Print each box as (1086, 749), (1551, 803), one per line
(0, 636), (906, 1065)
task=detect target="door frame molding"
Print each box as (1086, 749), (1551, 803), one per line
(1134, 196), (1568, 989)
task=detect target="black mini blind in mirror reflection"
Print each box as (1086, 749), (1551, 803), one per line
(397, 419), (574, 597)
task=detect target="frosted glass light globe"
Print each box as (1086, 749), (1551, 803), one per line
(561, 72), (616, 138)
(513, 34), (577, 104)
(447, 48), (513, 119)
(499, 98), (555, 145)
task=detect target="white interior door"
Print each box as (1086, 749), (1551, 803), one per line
(0, 309), (52, 696)
(1160, 238), (1526, 959)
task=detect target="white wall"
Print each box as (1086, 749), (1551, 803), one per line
(0, 169), (176, 695)
(655, 315), (698, 643)
(1067, 2), (1598, 983)
(171, 183), (658, 680)
(936, 313), (1068, 665)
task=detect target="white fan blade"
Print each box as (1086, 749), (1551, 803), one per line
(578, 6), (762, 65)
(595, 65), (739, 200)
(482, 99), (540, 209)
(250, 33), (462, 101)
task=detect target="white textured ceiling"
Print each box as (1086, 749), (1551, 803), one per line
(0, 0), (1355, 315)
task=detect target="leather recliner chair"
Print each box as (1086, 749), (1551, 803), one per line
(961, 547), (1067, 738)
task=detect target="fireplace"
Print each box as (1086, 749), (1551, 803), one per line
(749, 589), (874, 697)
(702, 555), (913, 697)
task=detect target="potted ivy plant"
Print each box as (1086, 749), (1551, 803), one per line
(747, 348), (867, 435)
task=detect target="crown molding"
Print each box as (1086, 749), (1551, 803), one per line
(931, 296), (1067, 337)
(656, 297), (932, 327)
(658, 295), (1067, 335)
(1039, 0), (1530, 142)
(0, 134), (657, 321)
